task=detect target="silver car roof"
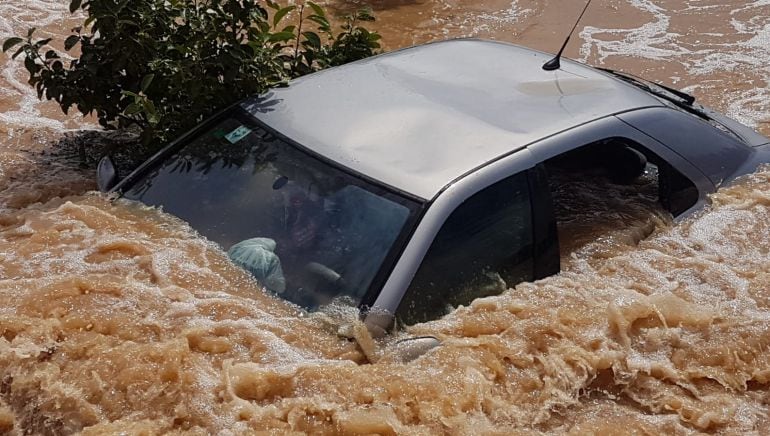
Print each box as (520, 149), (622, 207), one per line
(242, 39), (663, 200)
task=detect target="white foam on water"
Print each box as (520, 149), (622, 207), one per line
(476, 1), (530, 28)
(3, 1), (770, 433)
(430, 0), (528, 38)
(0, 0), (83, 131)
(578, 0), (770, 129)
(579, 0), (693, 62)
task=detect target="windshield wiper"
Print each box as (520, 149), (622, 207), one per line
(597, 67), (712, 120)
(598, 67), (696, 105)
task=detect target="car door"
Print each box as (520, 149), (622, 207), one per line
(393, 171), (536, 324)
(362, 149), (557, 331)
(528, 115), (714, 218)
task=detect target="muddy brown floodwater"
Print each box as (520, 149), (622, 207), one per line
(2, 0), (770, 434)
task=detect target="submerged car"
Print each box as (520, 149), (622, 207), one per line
(98, 39), (770, 333)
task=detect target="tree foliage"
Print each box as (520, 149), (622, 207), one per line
(3, 0), (381, 145)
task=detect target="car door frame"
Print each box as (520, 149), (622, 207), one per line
(527, 112), (715, 219)
(364, 146), (541, 333)
(364, 112), (716, 333)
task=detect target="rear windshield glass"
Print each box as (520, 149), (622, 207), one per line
(122, 109), (421, 310)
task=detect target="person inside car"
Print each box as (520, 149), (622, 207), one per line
(227, 177), (331, 302)
(227, 237), (286, 294)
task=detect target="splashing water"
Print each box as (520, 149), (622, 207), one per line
(1, 0), (770, 434)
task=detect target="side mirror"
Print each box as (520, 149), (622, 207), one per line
(363, 309), (394, 339)
(337, 319), (441, 364)
(380, 336), (441, 363)
(96, 155), (119, 192)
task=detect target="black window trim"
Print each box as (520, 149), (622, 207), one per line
(527, 164), (560, 279)
(113, 105), (426, 206)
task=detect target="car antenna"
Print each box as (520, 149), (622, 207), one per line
(542, 0), (593, 71)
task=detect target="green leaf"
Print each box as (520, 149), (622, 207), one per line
(124, 102), (142, 116)
(307, 15), (330, 30)
(69, 0), (82, 13)
(64, 35), (80, 50)
(26, 27), (36, 38)
(272, 6), (295, 28)
(142, 98), (157, 116)
(2, 37), (23, 53)
(267, 31), (295, 43)
(143, 99), (160, 124)
(307, 2), (325, 18)
(11, 46), (24, 60)
(34, 38), (52, 49)
(302, 31), (321, 49)
(141, 74), (155, 93)
(356, 8), (376, 22)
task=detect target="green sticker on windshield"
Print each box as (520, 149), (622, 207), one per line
(225, 126), (252, 144)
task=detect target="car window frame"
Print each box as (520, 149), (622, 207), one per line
(529, 164), (560, 279)
(616, 107), (754, 188)
(110, 104), (429, 310)
(365, 148), (539, 330)
(527, 113), (715, 219)
(393, 170), (538, 325)
(365, 113), (714, 332)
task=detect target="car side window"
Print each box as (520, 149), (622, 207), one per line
(396, 173), (534, 325)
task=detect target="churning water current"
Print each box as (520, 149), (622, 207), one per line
(1, 0), (770, 434)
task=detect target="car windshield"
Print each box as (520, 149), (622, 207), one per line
(122, 109), (422, 310)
